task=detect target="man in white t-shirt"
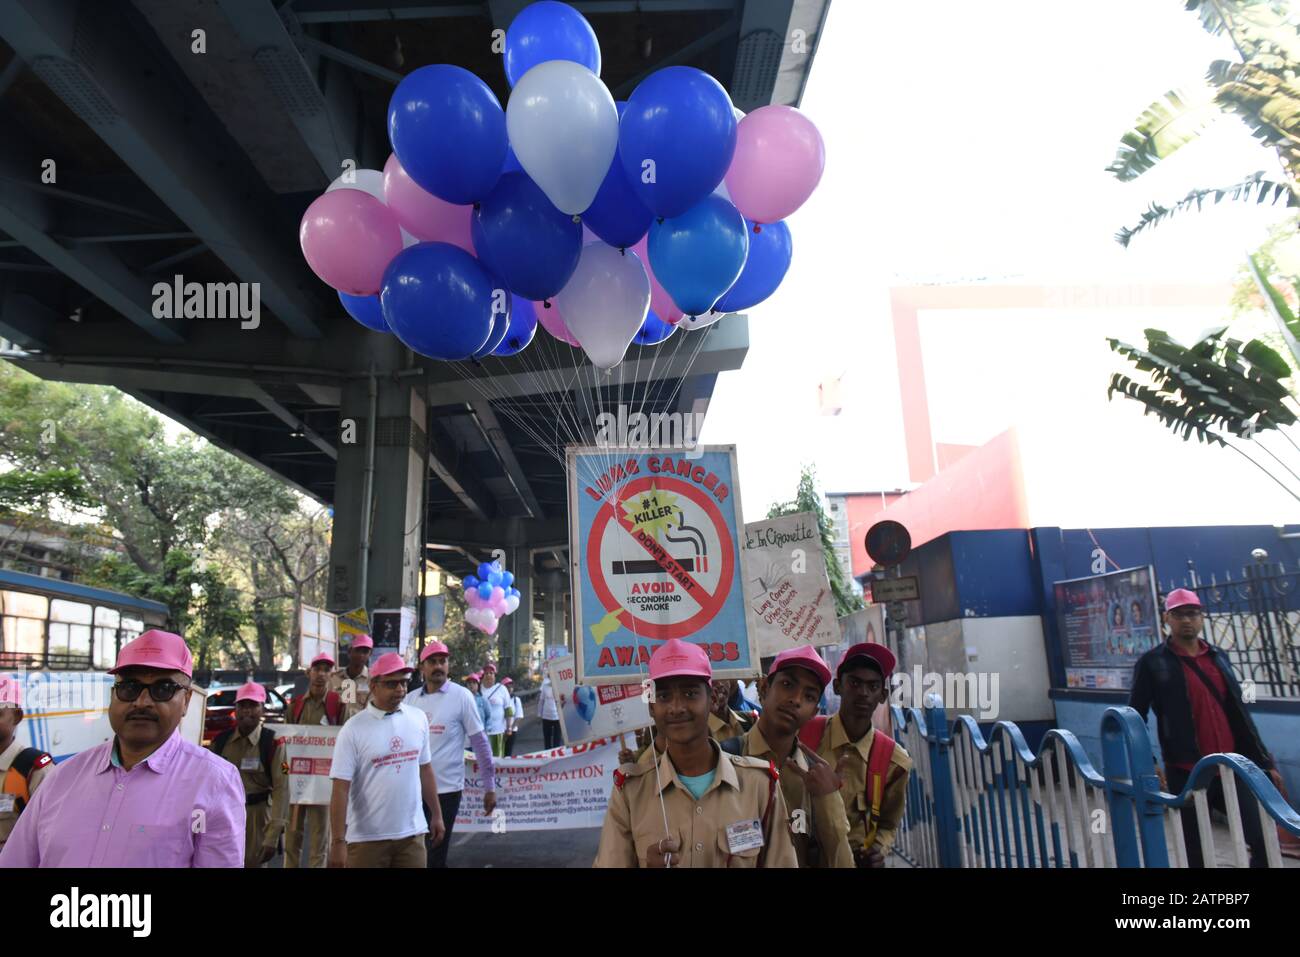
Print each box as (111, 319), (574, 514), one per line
(479, 663), (513, 757)
(503, 678), (524, 756)
(327, 652), (445, 868)
(538, 673), (562, 749)
(406, 641), (498, 867)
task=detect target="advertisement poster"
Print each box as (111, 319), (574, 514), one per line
(274, 724), (340, 806)
(456, 737), (620, 832)
(545, 654), (651, 747)
(369, 607), (414, 656)
(741, 510), (839, 657)
(1054, 565), (1161, 690)
(568, 445), (757, 684)
(338, 607), (370, 645)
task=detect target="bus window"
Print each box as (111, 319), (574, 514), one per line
(49, 599), (92, 662)
(1, 590), (48, 659)
(94, 606), (120, 670)
(121, 616), (144, 645)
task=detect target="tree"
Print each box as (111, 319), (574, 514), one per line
(767, 465), (863, 618)
(1107, 1), (1299, 246)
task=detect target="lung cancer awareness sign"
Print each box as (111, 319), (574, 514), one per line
(274, 724), (340, 806)
(740, 511), (839, 658)
(568, 445), (757, 685)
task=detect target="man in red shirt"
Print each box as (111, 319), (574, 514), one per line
(1130, 588), (1283, 867)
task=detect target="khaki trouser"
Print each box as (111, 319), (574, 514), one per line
(285, 804), (329, 868)
(243, 799), (273, 868)
(346, 834), (426, 868)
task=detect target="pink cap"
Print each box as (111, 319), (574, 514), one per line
(310, 651), (335, 668)
(419, 641), (450, 662)
(235, 682), (267, 704)
(769, 646), (832, 690)
(0, 675), (20, 708)
(467, 672), (482, 682)
(370, 652), (413, 678)
(1165, 588), (1202, 612)
(350, 633), (374, 650)
(502, 677), (513, 686)
(648, 639), (712, 682)
(482, 661), (497, 673)
(110, 629), (194, 678)
(838, 642), (896, 680)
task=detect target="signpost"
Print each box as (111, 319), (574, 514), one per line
(872, 576), (919, 603)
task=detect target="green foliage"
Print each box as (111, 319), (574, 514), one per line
(1109, 1), (1300, 245)
(0, 468), (93, 511)
(767, 465), (863, 619)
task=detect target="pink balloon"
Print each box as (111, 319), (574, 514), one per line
(466, 589), (483, 608)
(490, 586), (505, 603)
(383, 154), (475, 254)
(535, 300), (581, 346)
(299, 189), (402, 295)
(490, 598), (508, 617)
(630, 234), (685, 324)
(724, 105), (825, 224)
(483, 614), (499, 635)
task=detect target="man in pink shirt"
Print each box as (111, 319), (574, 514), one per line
(0, 629), (245, 868)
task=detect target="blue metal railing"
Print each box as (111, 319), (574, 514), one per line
(887, 703), (1300, 868)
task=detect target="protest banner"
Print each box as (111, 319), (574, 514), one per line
(456, 737), (620, 832)
(545, 653), (651, 747)
(273, 724), (340, 805)
(740, 510), (838, 657)
(568, 445), (757, 684)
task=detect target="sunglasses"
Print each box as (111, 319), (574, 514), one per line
(375, 677), (410, 690)
(113, 678), (191, 703)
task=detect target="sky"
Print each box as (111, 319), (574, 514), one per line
(701, 0), (1300, 531)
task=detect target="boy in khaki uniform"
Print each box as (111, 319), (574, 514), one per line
(211, 681), (288, 867)
(595, 639), (797, 869)
(285, 652), (344, 868)
(707, 679), (752, 742)
(720, 647), (854, 868)
(815, 642), (912, 867)
(328, 633), (373, 722)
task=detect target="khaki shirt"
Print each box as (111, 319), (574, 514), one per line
(295, 691), (335, 727)
(816, 713), (912, 854)
(216, 722), (289, 849)
(594, 739), (797, 868)
(708, 708), (750, 742)
(327, 666), (369, 723)
(0, 737), (52, 851)
(738, 723), (854, 868)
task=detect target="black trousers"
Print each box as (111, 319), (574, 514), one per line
(504, 731), (517, 756)
(542, 718), (562, 749)
(422, 790), (462, 869)
(1166, 766), (1268, 868)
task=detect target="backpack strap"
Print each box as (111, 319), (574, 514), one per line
(291, 695), (304, 723)
(325, 691), (343, 725)
(258, 727), (277, 779)
(12, 747), (50, 781)
(756, 760), (779, 868)
(210, 729), (234, 758)
(861, 731), (897, 849)
(797, 715), (829, 752)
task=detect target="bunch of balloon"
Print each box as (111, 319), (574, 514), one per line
(462, 561), (522, 635)
(297, 0), (824, 369)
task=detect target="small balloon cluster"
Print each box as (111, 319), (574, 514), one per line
(298, 1), (823, 371)
(462, 560), (521, 635)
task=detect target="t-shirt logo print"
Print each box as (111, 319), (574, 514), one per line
(389, 736), (403, 753)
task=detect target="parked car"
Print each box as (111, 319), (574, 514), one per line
(201, 683), (289, 745)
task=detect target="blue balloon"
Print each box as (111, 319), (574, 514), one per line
(648, 195), (749, 316)
(502, 144), (523, 176)
(508, 587), (520, 598)
(501, 571), (514, 588)
(504, 1), (601, 88)
(491, 295), (538, 356)
(574, 684), (598, 723)
(388, 65), (507, 204)
(715, 220), (793, 312)
(478, 582), (494, 599)
(583, 102), (654, 248)
(379, 243), (496, 361)
(487, 570), (503, 587)
(464, 575), (480, 589)
(620, 67), (736, 219)
(472, 173), (582, 301)
(633, 309), (676, 346)
(478, 562), (494, 580)
(473, 298), (513, 359)
(339, 291), (389, 332)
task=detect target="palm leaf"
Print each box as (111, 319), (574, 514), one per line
(1114, 171), (1296, 246)
(1106, 88), (1221, 181)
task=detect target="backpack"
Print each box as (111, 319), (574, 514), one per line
(799, 715), (897, 847)
(211, 726), (277, 780)
(291, 690), (343, 725)
(3, 747), (53, 815)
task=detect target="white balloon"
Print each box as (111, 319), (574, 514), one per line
(678, 311), (725, 331)
(327, 168), (385, 202)
(557, 243), (651, 370)
(504, 594), (521, 615)
(507, 60), (618, 216)
(329, 169), (417, 245)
